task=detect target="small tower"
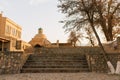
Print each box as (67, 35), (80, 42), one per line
(56, 40), (59, 47)
(38, 28), (43, 34)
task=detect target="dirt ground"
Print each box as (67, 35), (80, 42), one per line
(0, 72), (120, 80)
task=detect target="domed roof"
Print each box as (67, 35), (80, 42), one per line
(39, 28), (43, 30)
(29, 28), (51, 47)
(29, 38), (51, 47)
(34, 33), (46, 39)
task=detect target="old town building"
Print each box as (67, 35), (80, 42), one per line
(0, 13), (30, 51)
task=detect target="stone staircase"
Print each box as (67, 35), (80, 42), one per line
(21, 47), (90, 73)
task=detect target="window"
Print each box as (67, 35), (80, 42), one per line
(16, 40), (21, 49)
(18, 31), (21, 38)
(11, 28), (16, 36)
(5, 25), (9, 33)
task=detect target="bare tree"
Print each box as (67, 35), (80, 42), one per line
(95, 0), (120, 41)
(67, 30), (82, 47)
(58, 0), (120, 41)
(58, 0), (118, 73)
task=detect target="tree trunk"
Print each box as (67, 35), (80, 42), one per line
(90, 23), (108, 61)
(90, 22), (115, 73)
(98, 10), (113, 41)
(99, 16), (111, 41)
(108, 15), (113, 41)
(115, 61), (120, 74)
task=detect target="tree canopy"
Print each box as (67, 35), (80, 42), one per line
(58, 0), (120, 41)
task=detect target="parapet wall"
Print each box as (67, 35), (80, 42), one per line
(34, 46), (103, 54)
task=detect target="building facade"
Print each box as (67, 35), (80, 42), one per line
(0, 13), (30, 51)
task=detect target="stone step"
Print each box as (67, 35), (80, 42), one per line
(22, 65), (88, 68)
(29, 56), (86, 58)
(27, 60), (86, 62)
(21, 67), (90, 73)
(30, 54), (85, 57)
(29, 54), (86, 57)
(23, 62), (88, 67)
(28, 57), (86, 60)
(26, 59), (87, 62)
(24, 62), (87, 66)
(26, 60), (86, 64)
(23, 64), (88, 67)
(27, 59), (86, 62)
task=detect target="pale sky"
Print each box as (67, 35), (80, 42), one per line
(0, 0), (68, 43)
(0, 0), (119, 44)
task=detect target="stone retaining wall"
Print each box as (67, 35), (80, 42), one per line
(0, 51), (29, 74)
(87, 53), (120, 73)
(0, 47), (120, 74)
